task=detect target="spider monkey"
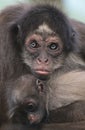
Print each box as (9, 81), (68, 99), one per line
(0, 3), (85, 130)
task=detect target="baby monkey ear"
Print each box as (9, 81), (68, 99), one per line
(71, 29), (76, 39)
(36, 79), (45, 93)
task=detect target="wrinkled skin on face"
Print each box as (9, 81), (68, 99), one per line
(11, 5), (76, 80)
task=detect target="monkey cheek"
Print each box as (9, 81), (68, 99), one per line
(27, 113), (41, 125)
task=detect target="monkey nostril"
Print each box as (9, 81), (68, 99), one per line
(44, 59), (48, 63)
(37, 58), (41, 64)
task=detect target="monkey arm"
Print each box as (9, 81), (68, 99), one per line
(41, 122), (85, 130)
(1, 122), (85, 130)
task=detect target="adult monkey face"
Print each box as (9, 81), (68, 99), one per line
(11, 5), (76, 80)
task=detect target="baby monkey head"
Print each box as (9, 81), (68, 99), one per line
(6, 75), (47, 125)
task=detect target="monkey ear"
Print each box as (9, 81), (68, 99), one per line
(36, 79), (44, 93)
(71, 29), (76, 40)
(72, 31), (75, 37)
(9, 22), (21, 35)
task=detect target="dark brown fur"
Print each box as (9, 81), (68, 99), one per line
(1, 121), (85, 130)
(0, 3), (85, 130)
(0, 74), (47, 126)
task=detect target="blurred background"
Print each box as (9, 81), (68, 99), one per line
(0, 0), (85, 23)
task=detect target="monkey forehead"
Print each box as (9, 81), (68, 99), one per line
(36, 23), (54, 34)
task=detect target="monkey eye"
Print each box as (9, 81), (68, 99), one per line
(27, 103), (36, 112)
(48, 43), (59, 50)
(29, 40), (39, 49)
(25, 102), (37, 112)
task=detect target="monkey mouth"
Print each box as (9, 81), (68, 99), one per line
(35, 69), (50, 75)
(33, 69), (51, 80)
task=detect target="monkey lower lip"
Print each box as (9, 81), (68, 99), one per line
(35, 70), (50, 75)
(33, 70), (50, 80)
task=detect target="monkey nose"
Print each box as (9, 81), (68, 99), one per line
(37, 58), (49, 64)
